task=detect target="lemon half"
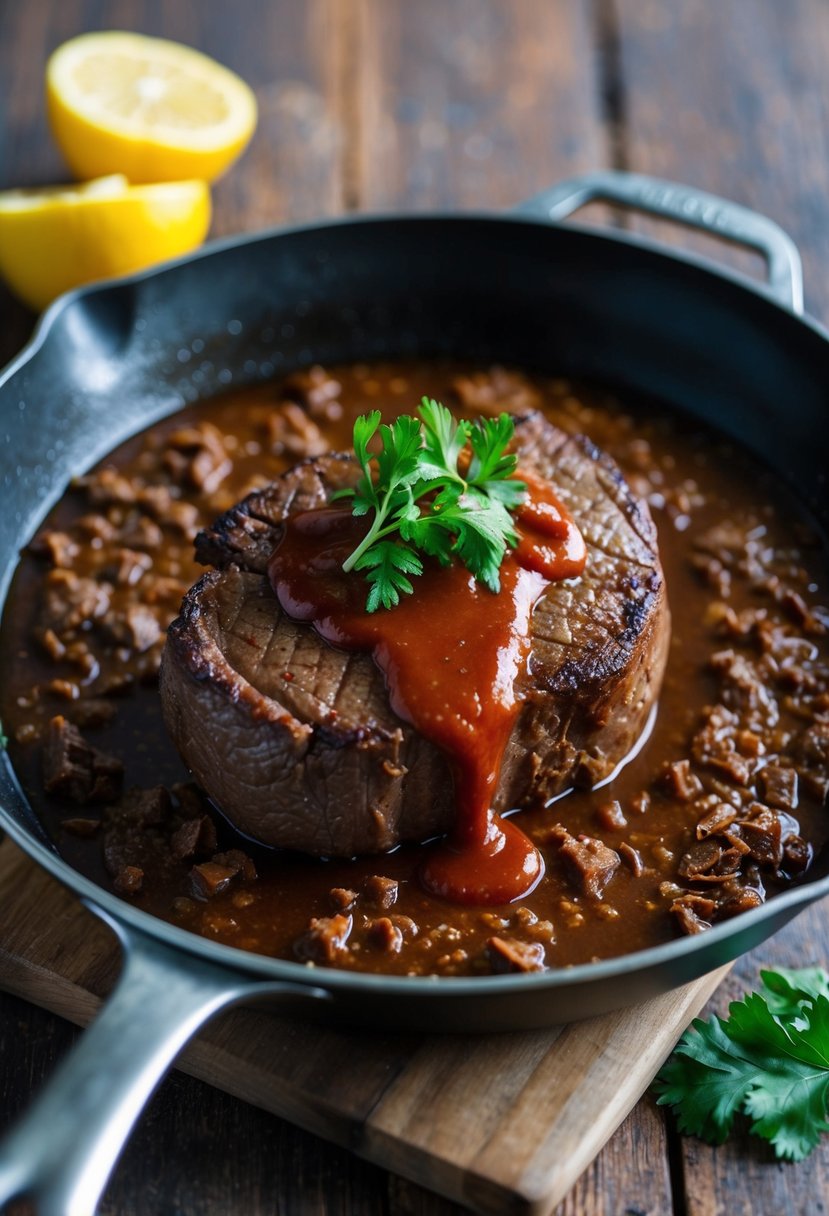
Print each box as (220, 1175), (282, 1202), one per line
(0, 175), (211, 311)
(46, 31), (257, 183)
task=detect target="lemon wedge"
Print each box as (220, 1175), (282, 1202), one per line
(46, 31), (257, 183)
(0, 175), (211, 311)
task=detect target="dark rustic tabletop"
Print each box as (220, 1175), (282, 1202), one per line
(2, 2), (829, 1213)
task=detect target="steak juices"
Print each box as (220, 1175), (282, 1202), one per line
(2, 363), (828, 976)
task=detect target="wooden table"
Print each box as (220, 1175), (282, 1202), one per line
(2, 2), (829, 1212)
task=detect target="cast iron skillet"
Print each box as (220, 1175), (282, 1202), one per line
(1, 171), (828, 1214)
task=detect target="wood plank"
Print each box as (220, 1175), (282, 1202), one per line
(0, 0), (347, 369)
(0, 839), (724, 1215)
(352, 0), (609, 212)
(615, 0), (829, 320)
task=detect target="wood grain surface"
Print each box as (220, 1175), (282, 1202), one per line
(1, 2), (829, 1213)
(0, 841), (728, 1216)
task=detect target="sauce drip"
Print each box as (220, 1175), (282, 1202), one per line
(267, 476), (586, 905)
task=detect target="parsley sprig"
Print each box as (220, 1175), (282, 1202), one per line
(654, 966), (829, 1161)
(335, 398), (526, 612)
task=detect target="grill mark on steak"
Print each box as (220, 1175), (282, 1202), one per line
(162, 413), (670, 856)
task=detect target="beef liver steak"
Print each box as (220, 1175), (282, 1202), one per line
(161, 413), (670, 856)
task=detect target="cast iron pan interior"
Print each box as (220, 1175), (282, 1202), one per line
(1, 213), (829, 1029)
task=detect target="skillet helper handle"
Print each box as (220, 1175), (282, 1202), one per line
(0, 919), (315, 1216)
(518, 169), (804, 315)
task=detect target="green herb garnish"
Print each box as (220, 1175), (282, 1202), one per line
(335, 398), (526, 613)
(654, 966), (829, 1161)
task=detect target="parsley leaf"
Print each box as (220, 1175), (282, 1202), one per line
(338, 398), (526, 611)
(654, 966), (829, 1161)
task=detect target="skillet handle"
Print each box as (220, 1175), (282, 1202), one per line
(518, 170), (804, 315)
(0, 913), (325, 1216)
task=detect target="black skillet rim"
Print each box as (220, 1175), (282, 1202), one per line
(1, 207), (828, 999)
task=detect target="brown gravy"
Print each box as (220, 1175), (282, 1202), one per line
(1, 362), (828, 977)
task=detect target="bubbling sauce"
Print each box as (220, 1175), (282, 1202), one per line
(267, 477), (586, 905)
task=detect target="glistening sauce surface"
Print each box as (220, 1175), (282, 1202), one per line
(269, 483), (586, 905)
(1, 362), (828, 977)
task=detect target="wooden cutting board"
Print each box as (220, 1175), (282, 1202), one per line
(0, 838), (725, 1215)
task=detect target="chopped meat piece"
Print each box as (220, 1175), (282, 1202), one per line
(758, 764), (799, 811)
(266, 402), (327, 458)
(38, 627), (66, 660)
(691, 554), (730, 597)
(75, 467), (137, 506)
(102, 787), (175, 888)
(60, 817), (101, 837)
(144, 576), (188, 606)
(671, 893), (716, 935)
(737, 803), (783, 867)
(630, 790), (651, 815)
(212, 849), (257, 882)
(795, 718), (829, 769)
(777, 588), (824, 632)
(709, 650), (779, 726)
(619, 842), (644, 876)
(166, 499), (201, 536)
(282, 366), (342, 418)
(43, 715), (123, 804)
(75, 513), (116, 542)
(367, 917), (404, 953)
(113, 865), (144, 894)
(191, 861), (238, 899)
(101, 604), (162, 652)
(28, 530), (80, 567)
(363, 875), (399, 909)
(164, 422), (232, 494)
(486, 936), (546, 973)
(678, 839), (739, 881)
(43, 569), (111, 633)
(294, 914), (353, 964)
(693, 704), (739, 758)
(675, 841), (724, 880)
(117, 513), (164, 551)
(329, 887), (358, 912)
(718, 888), (764, 918)
(550, 826), (620, 899)
(110, 785), (171, 828)
(170, 815), (218, 860)
(695, 801), (739, 838)
(781, 834), (812, 875)
(704, 751), (753, 786)
(693, 521), (748, 565)
(451, 367), (541, 416)
(721, 827), (752, 855)
(661, 760), (703, 802)
(389, 914), (418, 937)
(736, 729), (764, 758)
(44, 678), (80, 701)
(136, 485), (200, 536)
(108, 548), (153, 587)
(596, 800), (627, 831)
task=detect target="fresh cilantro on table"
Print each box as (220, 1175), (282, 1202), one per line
(654, 966), (829, 1161)
(335, 398), (526, 612)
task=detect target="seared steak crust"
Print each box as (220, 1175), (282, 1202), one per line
(161, 413), (669, 856)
